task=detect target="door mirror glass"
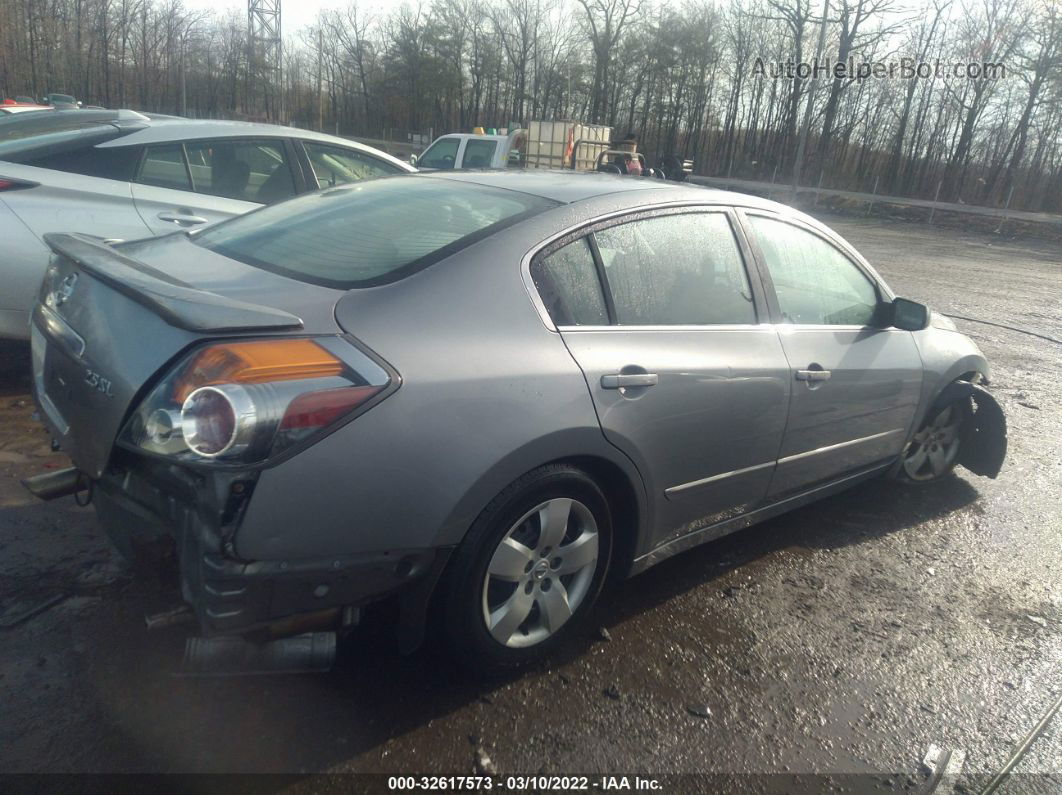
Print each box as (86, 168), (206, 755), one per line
(890, 297), (929, 331)
(409, 153), (418, 166)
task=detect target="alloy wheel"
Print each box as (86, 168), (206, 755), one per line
(481, 497), (599, 648)
(903, 404), (964, 481)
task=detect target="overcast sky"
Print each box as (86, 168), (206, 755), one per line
(184, 0), (415, 35)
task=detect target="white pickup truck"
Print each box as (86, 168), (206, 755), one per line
(413, 132), (523, 170)
(413, 122), (614, 171)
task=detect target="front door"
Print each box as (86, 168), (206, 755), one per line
(530, 209), (791, 550)
(743, 213), (923, 497)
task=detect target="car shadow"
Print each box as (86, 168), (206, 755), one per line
(80, 473), (974, 775)
(595, 474), (980, 630)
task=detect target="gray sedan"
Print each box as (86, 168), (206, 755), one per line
(0, 110), (413, 340)
(24, 171), (1006, 674)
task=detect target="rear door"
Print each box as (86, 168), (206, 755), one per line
(742, 212), (923, 497)
(531, 208), (790, 549)
(130, 138), (297, 234)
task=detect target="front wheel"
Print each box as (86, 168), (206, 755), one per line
(898, 400), (970, 484)
(442, 465), (613, 675)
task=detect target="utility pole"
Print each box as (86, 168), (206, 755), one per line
(317, 24), (323, 131)
(792, 0), (830, 193)
(248, 0), (283, 122)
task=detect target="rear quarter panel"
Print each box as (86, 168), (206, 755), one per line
(234, 207), (648, 562)
(0, 196), (48, 338)
(0, 162), (152, 337)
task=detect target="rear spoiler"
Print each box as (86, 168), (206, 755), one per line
(43, 233), (304, 333)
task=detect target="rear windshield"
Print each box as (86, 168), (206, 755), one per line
(193, 176), (558, 288)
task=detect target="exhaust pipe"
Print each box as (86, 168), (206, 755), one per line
(22, 467), (83, 501)
(182, 632), (337, 676)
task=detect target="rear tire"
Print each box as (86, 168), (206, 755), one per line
(896, 399), (971, 485)
(442, 464), (613, 676)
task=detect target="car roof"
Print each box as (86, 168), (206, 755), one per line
(425, 169), (785, 209)
(95, 117), (414, 170)
(435, 133), (512, 142)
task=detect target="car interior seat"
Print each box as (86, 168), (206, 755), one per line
(256, 164), (295, 204)
(213, 155), (251, 200)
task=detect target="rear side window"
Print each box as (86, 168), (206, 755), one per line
(303, 142), (400, 187)
(463, 140), (497, 168)
(138, 144), (190, 190)
(594, 213), (756, 325)
(531, 238), (608, 326)
(194, 176), (557, 288)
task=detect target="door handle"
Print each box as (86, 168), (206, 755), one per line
(796, 368), (831, 382)
(601, 373), (659, 389)
(157, 211), (208, 226)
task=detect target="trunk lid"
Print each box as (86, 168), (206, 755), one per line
(32, 232), (343, 478)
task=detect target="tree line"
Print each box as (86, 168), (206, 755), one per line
(1, 0), (1060, 211)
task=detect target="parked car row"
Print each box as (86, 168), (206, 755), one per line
(0, 109), (413, 339)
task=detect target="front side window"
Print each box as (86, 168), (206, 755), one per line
(303, 142), (401, 188)
(194, 176), (557, 288)
(184, 139), (295, 204)
(748, 216), (879, 326)
(462, 139), (498, 168)
(593, 212), (756, 325)
(418, 137), (460, 169)
(531, 238), (608, 326)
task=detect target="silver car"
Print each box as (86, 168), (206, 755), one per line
(24, 171), (1006, 674)
(0, 110), (413, 340)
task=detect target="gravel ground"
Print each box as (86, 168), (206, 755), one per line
(0, 215), (1059, 790)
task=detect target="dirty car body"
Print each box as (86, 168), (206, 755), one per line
(26, 172), (1007, 669)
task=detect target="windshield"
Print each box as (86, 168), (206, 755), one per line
(193, 175), (558, 288)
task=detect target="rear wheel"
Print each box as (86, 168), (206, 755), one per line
(443, 465), (612, 674)
(898, 400), (969, 484)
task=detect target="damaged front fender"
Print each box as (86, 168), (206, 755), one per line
(932, 381), (1007, 478)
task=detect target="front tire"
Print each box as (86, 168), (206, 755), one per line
(897, 399), (970, 484)
(442, 464), (613, 675)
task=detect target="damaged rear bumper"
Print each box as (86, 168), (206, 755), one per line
(89, 454), (445, 637)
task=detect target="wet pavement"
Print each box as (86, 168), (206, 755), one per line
(0, 215), (1059, 788)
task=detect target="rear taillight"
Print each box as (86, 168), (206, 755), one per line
(0, 177), (38, 191)
(119, 337), (393, 465)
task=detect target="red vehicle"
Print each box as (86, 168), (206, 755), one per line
(0, 99), (55, 115)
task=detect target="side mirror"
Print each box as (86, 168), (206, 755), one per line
(889, 297), (929, 331)
(409, 153), (418, 166)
